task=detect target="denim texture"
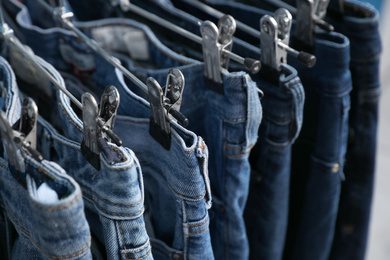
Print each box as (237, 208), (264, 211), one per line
(61, 2), (263, 260)
(204, 3), (351, 259)
(326, 1), (382, 259)
(1, 19), (154, 258)
(10, 2), (215, 259)
(0, 56), (92, 260)
(97, 3), (262, 260)
(156, 3), (306, 259)
(282, 32), (352, 260)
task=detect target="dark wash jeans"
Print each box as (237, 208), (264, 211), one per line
(282, 32), (352, 260)
(10, 2), (215, 259)
(0, 56), (92, 260)
(65, 1), (263, 260)
(142, 2), (305, 260)
(326, 1), (382, 259)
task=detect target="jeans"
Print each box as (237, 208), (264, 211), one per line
(281, 32), (351, 260)
(326, 1), (382, 259)
(0, 56), (92, 260)
(11, 2), (215, 259)
(2, 17), (154, 258)
(62, 1), (263, 260)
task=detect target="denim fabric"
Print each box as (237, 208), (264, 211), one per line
(2, 24), (154, 259)
(156, 3), (305, 260)
(82, 4), (262, 260)
(325, 2), (382, 259)
(50, 2), (262, 260)
(10, 2), (215, 259)
(281, 32), (351, 260)
(202, 3), (351, 259)
(0, 56), (92, 260)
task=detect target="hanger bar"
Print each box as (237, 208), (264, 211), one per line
(185, 0), (316, 68)
(36, 0), (149, 95)
(117, 2), (260, 73)
(0, 24), (83, 109)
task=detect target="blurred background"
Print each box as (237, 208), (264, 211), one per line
(365, 0), (390, 259)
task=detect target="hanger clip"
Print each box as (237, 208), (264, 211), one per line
(98, 85), (122, 146)
(260, 9), (292, 71)
(81, 86), (123, 170)
(296, 0), (333, 46)
(148, 69), (187, 150)
(201, 15), (236, 84)
(0, 98), (43, 173)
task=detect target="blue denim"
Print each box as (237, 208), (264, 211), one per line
(10, 2), (215, 259)
(41, 2), (263, 260)
(195, 3), (351, 259)
(181, 4), (306, 260)
(281, 32), (351, 260)
(0, 56), (92, 260)
(2, 21), (154, 259)
(325, 1), (382, 259)
(82, 4), (263, 260)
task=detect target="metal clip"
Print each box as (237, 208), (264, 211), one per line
(98, 85), (122, 146)
(260, 14), (284, 71)
(81, 88), (123, 170)
(218, 15), (236, 69)
(148, 69), (188, 150)
(0, 98), (42, 173)
(296, 0), (333, 46)
(81, 92), (100, 170)
(201, 21), (223, 84)
(148, 77), (171, 150)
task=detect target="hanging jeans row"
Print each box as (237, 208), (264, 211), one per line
(0, 0), (381, 259)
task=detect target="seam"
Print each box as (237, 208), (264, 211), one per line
(118, 221), (128, 254)
(184, 201), (190, 260)
(188, 215), (209, 228)
(107, 159), (136, 171)
(187, 225), (209, 236)
(121, 240), (150, 253)
(223, 150), (251, 158)
(224, 144), (254, 150)
(32, 192), (81, 212)
(169, 184), (206, 199)
(58, 99), (82, 132)
(112, 147), (126, 161)
(4, 206), (91, 259)
(79, 182), (143, 208)
(125, 246), (152, 260)
(0, 163), (8, 170)
(83, 192), (143, 217)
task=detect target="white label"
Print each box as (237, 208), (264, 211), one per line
(91, 25), (149, 60)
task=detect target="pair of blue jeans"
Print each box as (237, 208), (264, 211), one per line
(1, 10), (155, 258)
(188, 2), (352, 260)
(164, 2), (307, 260)
(62, 1), (263, 260)
(117, 2), (305, 260)
(0, 55), (93, 259)
(326, 1), (382, 259)
(11, 2), (215, 259)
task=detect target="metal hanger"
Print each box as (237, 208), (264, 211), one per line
(107, 0), (261, 84)
(0, 98), (41, 173)
(183, 0), (316, 70)
(35, 0), (189, 151)
(261, 0), (334, 47)
(0, 4), (126, 170)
